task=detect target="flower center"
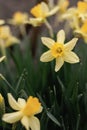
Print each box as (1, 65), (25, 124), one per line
(51, 43), (64, 58)
(22, 96), (41, 116)
(30, 4), (46, 18)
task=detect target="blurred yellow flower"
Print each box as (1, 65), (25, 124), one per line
(26, 2), (58, 27)
(74, 20), (87, 43)
(8, 11), (29, 25)
(40, 30), (79, 72)
(0, 25), (20, 48)
(62, 1), (87, 28)
(2, 93), (43, 130)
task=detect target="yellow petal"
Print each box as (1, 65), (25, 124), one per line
(64, 38), (78, 51)
(41, 37), (55, 48)
(29, 116), (40, 130)
(2, 111), (23, 123)
(0, 56), (5, 62)
(5, 37), (20, 48)
(46, 6), (59, 17)
(21, 116), (30, 130)
(8, 93), (21, 110)
(40, 50), (54, 62)
(64, 51), (80, 63)
(18, 98), (26, 108)
(57, 30), (65, 43)
(41, 2), (49, 14)
(26, 18), (43, 27)
(55, 57), (64, 72)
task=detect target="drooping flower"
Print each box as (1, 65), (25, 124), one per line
(29, 2), (59, 25)
(0, 19), (5, 25)
(25, 2), (58, 37)
(2, 93), (43, 130)
(40, 30), (79, 72)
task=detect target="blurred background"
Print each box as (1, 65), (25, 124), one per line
(0, 0), (78, 19)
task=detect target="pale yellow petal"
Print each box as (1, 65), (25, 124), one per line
(26, 18), (43, 27)
(41, 2), (49, 14)
(41, 37), (55, 48)
(18, 98), (26, 108)
(57, 30), (65, 43)
(0, 19), (5, 25)
(55, 57), (64, 72)
(8, 93), (21, 110)
(5, 37), (20, 48)
(2, 111), (23, 123)
(40, 50), (54, 62)
(29, 116), (40, 130)
(64, 38), (78, 51)
(21, 116), (30, 130)
(0, 56), (5, 62)
(64, 51), (80, 63)
(47, 6), (59, 17)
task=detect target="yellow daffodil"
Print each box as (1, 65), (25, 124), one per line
(0, 25), (20, 47)
(2, 93), (43, 130)
(40, 30), (79, 72)
(74, 20), (87, 43)
(25, 2), (58, 37)
(8, 11), (29, 25)
(62, 1), (87, 28)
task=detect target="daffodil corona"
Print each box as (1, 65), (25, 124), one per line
(40, 30), (80, 72)
(2, 93), (42, 130)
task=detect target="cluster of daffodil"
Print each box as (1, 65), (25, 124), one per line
(1, 0), (87, 130)
(62, 0), (87, 42)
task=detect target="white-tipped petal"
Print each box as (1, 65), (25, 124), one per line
(8, 93), (21, 110)
(41, 37), (55, 48)
(2, 111), (23, 123)
(57, 30), (65, 43)
(64, 51), (80, 63)
(0, 56), (5, 62)
(64, 38), (78, 51)
(18, 98), (26, 108)
(40, 50), (54, 62)
(29, 116), (40, 130)
(41, 2), (49, 13)
(55, 57), (64, 72)
(21, 116), (30, 130)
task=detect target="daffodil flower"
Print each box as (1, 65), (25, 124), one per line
(8, 12), (29, 26)
(62, 1), (87, 29)
(25, 2), (58, 37)
(0, 25), (20, 46)
(40, 30), (79, 72)
(2, 93), (43, 130)
(74, 20), (87, 43)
